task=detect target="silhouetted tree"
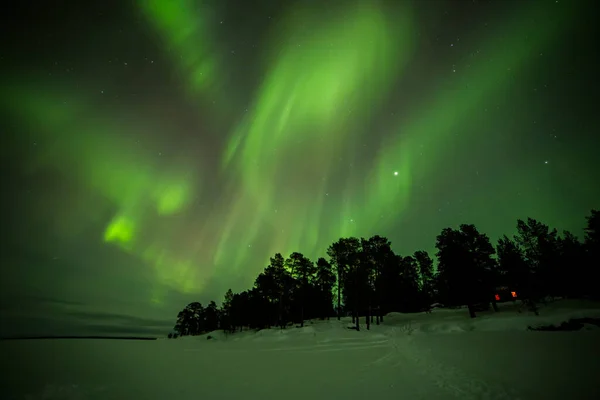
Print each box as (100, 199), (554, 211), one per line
(554, 231), (586, 297)
(272, 253), (294, 328)
(223, 288), (233, 311)
(204, 301), (220, 332)
(229, 292), (243, 331)
(514, 218), (560, 301)
(174, 302), (204, 336)
(414, 250), (434, 306)
(379, 253), (403, 316)
(253, 253), (295, 328)
(315, 257), (336, 319)
(254, 268), (279, 326)
(398, 255), (421, 312)
(496, 235), (531, 300)
(286, 252), (315, 326)
(220, 289), (234, 333)
(230, 289), (269, 331)
(584, 210), (600, 298)
(358, 238), (374, 329)
(361, 235), (393, 324)
(435, 224), (496, 318)
(327, 238), (359, 322)
(584, 209), (600, 249)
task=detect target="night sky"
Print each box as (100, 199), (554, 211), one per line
(1, 0), (598, 338)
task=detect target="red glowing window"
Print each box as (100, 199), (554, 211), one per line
(494, 294), (500, 301)
(511, 291), (517, 298)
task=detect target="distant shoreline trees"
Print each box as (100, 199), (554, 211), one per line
(170, 210), (599, 337)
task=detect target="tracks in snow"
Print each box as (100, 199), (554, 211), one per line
(361, 327), (524, 400)
(185, 325), (525, 399)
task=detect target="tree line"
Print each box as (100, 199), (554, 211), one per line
(169, 210), (599, 337)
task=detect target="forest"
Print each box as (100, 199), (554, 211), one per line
(169, 210), (599, 337)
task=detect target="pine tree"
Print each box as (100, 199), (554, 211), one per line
(414, 250), (434, 307)
(435, 224), (495, 318)
(315, 257), (335, 319)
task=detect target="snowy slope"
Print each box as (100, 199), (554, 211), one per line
(1, 299), (599, 400)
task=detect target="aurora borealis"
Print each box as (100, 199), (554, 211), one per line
(1, 0), (598, 337)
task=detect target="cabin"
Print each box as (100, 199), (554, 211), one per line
(494, 286), (518, 302)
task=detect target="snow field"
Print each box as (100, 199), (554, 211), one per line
(1, 299), (599, 399)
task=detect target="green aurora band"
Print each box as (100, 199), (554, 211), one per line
(140, 0), (224, 107)
(1, 0), (581, 306)
(219, 1), (414, 271)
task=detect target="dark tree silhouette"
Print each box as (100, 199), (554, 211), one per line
(584, 209), (600, 248)
(223, 288), (234, 311)
(514, 218), (560, 302)
(170, 209), (599, 338)
(358, 238), (374, 329)
(555, 231), (587, 297)
(268, 253), (286, 327)
(219, 289), (234, 333)
(286, 252), (315, 327)
(327, 238), (360, 322)
(496, 235), (531, 301)
(229, 292), (244, 331)
(204, 301), (220, 332)
(361, 235), (393, 324)
(253, 253), (295, 328)
(398, 255), (421, 312)
(174, 302), (204, 336)
(435, 224), (496, 318)
(584, 210), (600, 299)
(315, 257), (336, 319)
(414, 250), (434, 307)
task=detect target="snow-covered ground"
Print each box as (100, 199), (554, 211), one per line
(2, 299), (600, 399)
